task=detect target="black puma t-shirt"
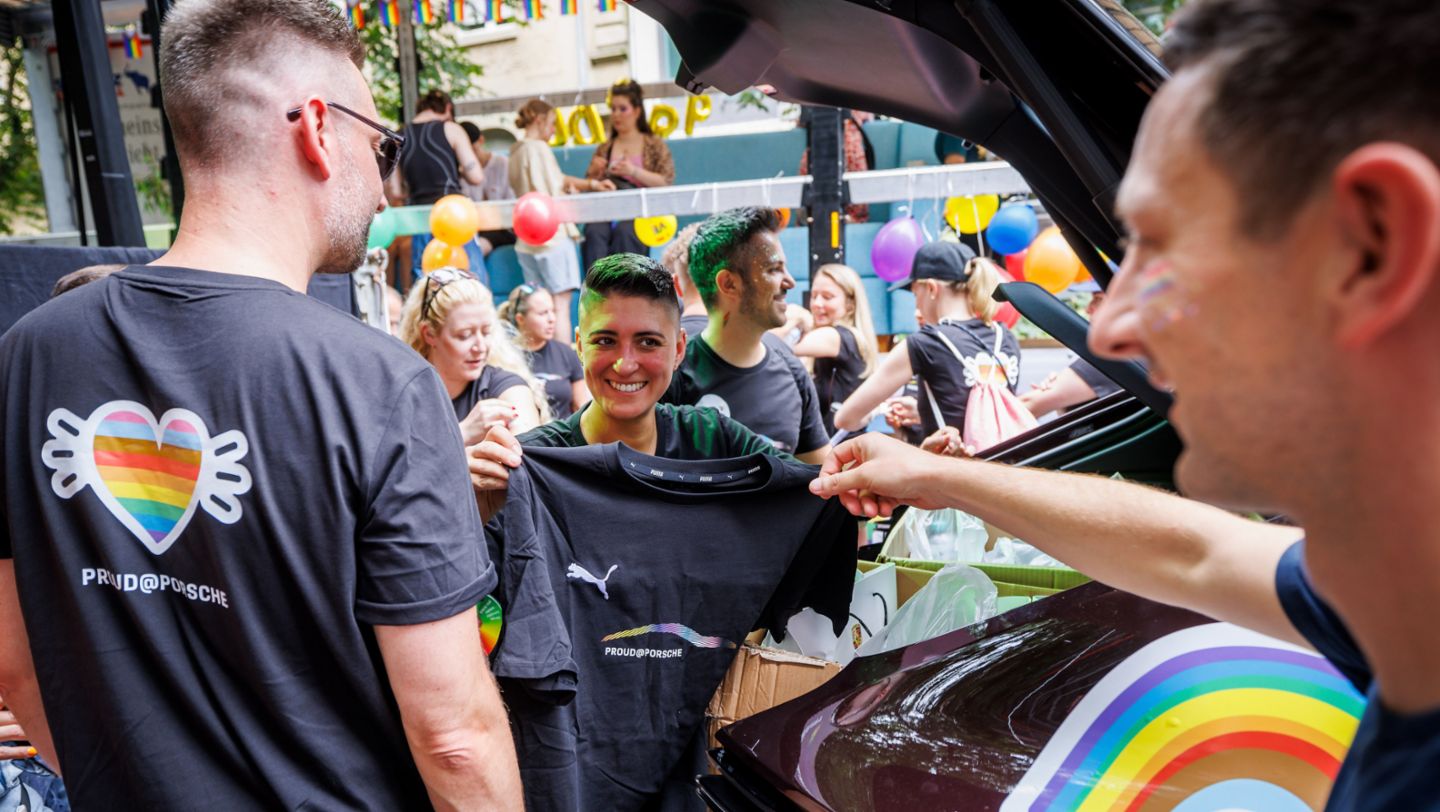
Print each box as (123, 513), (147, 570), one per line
(0, 266), (496, 809)
(486, 444), (857, 811)
(664, 334), (829, 455)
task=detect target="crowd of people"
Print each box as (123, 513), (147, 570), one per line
(4, 0), (1438, 809)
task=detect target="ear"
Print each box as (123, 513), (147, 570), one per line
(715, 267), (744, 301)
(419, 321), (439, 348)
(294, 97), (336, 181)
(673, 325), (688, 370)
(1329, 143), (1440, 348)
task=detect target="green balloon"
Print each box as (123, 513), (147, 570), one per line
(367, 211), (398, 250)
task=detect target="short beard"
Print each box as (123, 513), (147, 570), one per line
(317, 160), (372, 276)
(739, 282), (784, 329)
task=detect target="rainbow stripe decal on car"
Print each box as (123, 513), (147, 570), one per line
(1001, 623), (1365, 812)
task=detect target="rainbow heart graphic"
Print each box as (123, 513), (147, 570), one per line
(42, 400), (252, 555)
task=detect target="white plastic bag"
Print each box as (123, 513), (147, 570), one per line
(982, 537), (1069, 569)
(856, 563), (998, 655)
(893, 507), (989, 563)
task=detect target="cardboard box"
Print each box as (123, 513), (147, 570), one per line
(706, 641), (842, 755)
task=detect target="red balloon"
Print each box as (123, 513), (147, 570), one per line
(513, 192), (561, 246)
(994, 303), (1021, 329)
(1004, 250), (1028, 281)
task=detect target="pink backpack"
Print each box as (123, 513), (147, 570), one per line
(924, 322), (1038, 453)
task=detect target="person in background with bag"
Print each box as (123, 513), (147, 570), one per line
(834, 243), (1031, 452)
(787, 263), (881, 434)
(581, 80), (676, 268)
(510, 98), (606, 343)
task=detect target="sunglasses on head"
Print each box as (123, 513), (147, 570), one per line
(421, 267), (476, 323)
(285, 101), (406, 181)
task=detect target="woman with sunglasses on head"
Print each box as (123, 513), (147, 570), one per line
(580, 80), (676, 269)
(467, 253), (788, 519)
(510, 99), (610, 343)
(498, 284), (590, 420)
(399, 268), (546, 444)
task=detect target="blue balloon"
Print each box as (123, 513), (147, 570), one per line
(985, 204), (1039, 256)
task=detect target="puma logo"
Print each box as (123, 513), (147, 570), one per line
(567, 562), (619, 600)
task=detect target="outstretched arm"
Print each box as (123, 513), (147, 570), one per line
(833, 339), (913, 431)
(810, 434), (1304, 644)
(0, 560), (59, 771)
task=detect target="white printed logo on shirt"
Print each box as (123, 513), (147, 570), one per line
(41, 400), (252, 555)
(567, 562), (619, 599)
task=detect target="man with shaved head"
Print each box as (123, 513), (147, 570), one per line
(0, 0), (521, 808)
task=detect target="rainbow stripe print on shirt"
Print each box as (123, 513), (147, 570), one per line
(1001, 623), (1365, 812)
(601, 624), (734, 649)
(93, 410), (202, 544)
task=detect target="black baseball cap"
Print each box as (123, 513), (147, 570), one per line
(888, 240), (977, 292)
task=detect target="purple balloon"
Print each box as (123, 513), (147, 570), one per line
(870, 217), (926, 282)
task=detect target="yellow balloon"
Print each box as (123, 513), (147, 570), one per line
(684, 94), (712, 136)
(648, 103), (680, 138)
(1023, 226), (1082, 294)
(634, 215), (678, 247)
(569, 104), (606, 146)
(429, 194), (479, 246)
(421, 239), (469, 273)
(944, 194), (1000, 234)
(548, 107), (569, 147)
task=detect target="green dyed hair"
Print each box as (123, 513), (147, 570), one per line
(686, 207), (782, 307)
(579, 253), (682, 325)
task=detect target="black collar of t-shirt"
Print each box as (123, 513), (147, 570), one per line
(119, 265), (297, 293)
(605, 442), (782, 503)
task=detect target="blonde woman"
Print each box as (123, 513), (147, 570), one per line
(790, 264), (880, 434)
(498, 283), (590, 420)
(400, 268), (547, 444)
(833, 244), (1019, 439)
(509, 98), (609, 343)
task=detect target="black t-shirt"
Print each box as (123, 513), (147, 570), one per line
(525, 339), (584, 420)
(906, 318), (1022, 435)
(451, 364), (529, 420)
(0, 266), (496, 809)
(1275, 541), (1440, 811)
(1070, 357), (1123, 400)
(813, 325), (867, 435)
(664, 335), (829, 455)
(518, 401), (789, 461)
(486, 443), (857, 811)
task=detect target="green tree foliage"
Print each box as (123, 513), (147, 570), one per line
(0, 37), (46, 235)
(1122, 0), (1186, 36)
(360, 20), (484, 128)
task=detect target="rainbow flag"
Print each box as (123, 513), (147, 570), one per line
(596, 0), (617, 10)
(378, 0), (399, 28)
(486, 0), (504, 22)
(447, 0), (464, 22)
(123, 29), (143, 59)
(414, 0), (435, 24)
(347, 1), (365, 29)
(558, 0), (578, 13)
(521, 0), (543, 19)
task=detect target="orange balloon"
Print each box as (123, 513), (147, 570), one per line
(776, 207), (791, 230)
(421, 239), (469, 272)
(1023, 227), (1082, 294)
(430, 194), (479, 246)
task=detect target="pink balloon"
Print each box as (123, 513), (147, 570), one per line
(514, 192), (560, 246)
(994, 303), (1021, 329)
(870, 217), (926, 283)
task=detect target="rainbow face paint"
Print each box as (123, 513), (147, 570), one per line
(1134, 261), (1199, 334)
